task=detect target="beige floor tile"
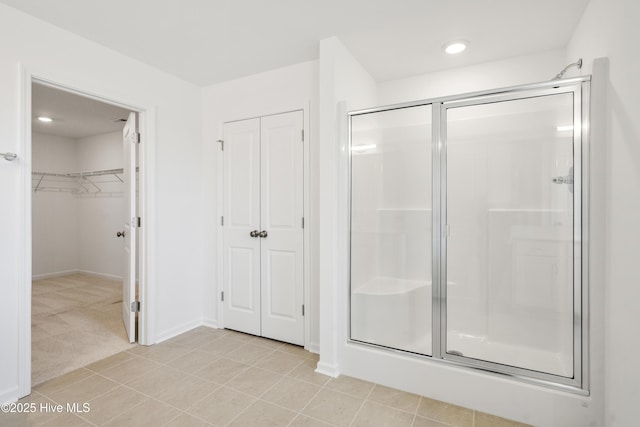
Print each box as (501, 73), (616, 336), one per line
(2, 391), (65, 427)
(288, 415), (333, 427)
(261, 377), (321, 411)
(368, 384), (421, 414)
(287, 358), (330, 387)
(474, 411), (534, 427)
(412, 416), (451, 427)
(40, 412), (94, 427)
(186, 387), (255, 425)
(226, 343), (274, 365)
(248, 336), (286, 350)
(83, 386), (148, 425)
(224, 330), (259, 343)
(99, 356), (163, 385)
(129, 367), (218, 410)
(164, 413), (212, 427)
(35, 368), (94, 397)
(126, 344), (152, 356)
(102, 398), (181, 427)
(277, 343), (310, 358)
(47, 374), (119, 404)
(136, 342), (193, 364)
(225, 367), (282, 397)
(417, 397), (473, 427)
(168, 350), (219, 374)
(199, 337), (245, 356)
(253, 351), (306, 375)
(167, 327), (228, 349)
(85, 352), (135, 373)
(302, 389), (363, 427)
(325, 375), (375, 399)
(351, 401), (413, 427)
(194, 358), (249, 385)
(127, 366), (190, 395)
(227, 400), (296, 427)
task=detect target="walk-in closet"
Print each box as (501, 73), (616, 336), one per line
(31, 83), (136, 385)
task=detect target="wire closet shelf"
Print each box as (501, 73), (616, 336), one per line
(32, 168), (128, 197)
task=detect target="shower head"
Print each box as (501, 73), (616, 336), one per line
(552, 59), (583, 80)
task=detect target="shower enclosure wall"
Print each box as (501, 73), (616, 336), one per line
(349, 77), (590, 390)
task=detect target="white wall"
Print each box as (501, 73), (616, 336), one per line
(377, 49), (566, 105)
(0, 3), (203, 403)
(201, 61), (319, 347)
(567, 0), (640, 425)
(317, 36), (378, 376)
(32, 131), (125, 280)
(76, 131), (124, 279)
(31, 133), (78, 278)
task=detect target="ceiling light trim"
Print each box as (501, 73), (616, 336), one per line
(442, 40), (469, 55)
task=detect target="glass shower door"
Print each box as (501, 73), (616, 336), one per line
(443, 89), (580, 380)
(350, 105), (433, 356)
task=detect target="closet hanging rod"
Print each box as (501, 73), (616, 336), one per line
(31, 168), (125, 178)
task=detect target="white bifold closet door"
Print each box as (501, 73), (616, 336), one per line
(222, 111), (304, 346)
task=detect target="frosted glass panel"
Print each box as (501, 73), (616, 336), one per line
(445, 94), (575, 377)
(350, 105), (432, 355)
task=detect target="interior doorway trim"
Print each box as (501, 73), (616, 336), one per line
(17, 65), (157, 397)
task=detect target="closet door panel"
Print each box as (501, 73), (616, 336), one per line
(260, 111), (304, 345)
(122, 112), (137, 343)
(223, 118), (261, 336)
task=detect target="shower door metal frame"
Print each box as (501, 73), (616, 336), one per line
(347, 76), (591, 393)
(438, 81), (589, 390)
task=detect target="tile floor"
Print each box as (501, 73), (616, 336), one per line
(4, 326), (533, 427)
(31, 273), (135, 385)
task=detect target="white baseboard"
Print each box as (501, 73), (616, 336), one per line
(315, 361), (340, 378)
(202, 318), (219, 329)
(76, 270), (123, 281)
(0, 386), (19, 405)
(32, 269), (79, 280)
(155, 319), (203, 344)
(32, 269), (123, 281)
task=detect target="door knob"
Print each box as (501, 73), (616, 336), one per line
(250, 230), (260, 238)
(116, 231), (126, 238)
(259, 230), (268, 238)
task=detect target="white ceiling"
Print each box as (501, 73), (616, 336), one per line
(32, 83), (131, 138)
(1, 0), (590, 86)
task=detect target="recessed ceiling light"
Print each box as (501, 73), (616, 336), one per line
(443, 40), (468, 55)
(556, 125), (574, 132)
(37, 116), (53, 123)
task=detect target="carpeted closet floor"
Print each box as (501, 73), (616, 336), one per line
(31, 273), (135, 385)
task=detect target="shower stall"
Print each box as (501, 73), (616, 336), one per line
(349, 77), (589, 389)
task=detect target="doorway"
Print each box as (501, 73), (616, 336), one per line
(30, 80), (143, 385)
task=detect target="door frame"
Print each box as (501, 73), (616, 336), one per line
(17, 67), (157, 397)
(217, 105), (311, 350)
